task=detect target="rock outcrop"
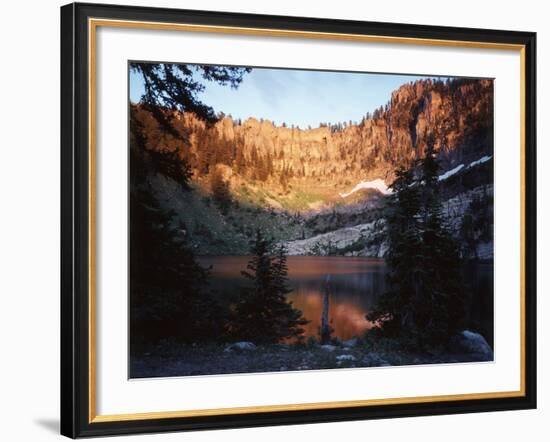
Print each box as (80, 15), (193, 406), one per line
(450, 330), (493, 360)
(132, 77), (494, 256)
(282, 184), (493, 259)
(133, 77), (493, 198)
(203, 78), (492, 186)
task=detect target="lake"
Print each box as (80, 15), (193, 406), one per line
(197, 256), (494, 345)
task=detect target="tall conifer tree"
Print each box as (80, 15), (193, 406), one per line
(232, 230), (308, 343)
(368, 143), (465, 347)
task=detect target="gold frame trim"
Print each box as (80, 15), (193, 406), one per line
(88, 18), (527, 424)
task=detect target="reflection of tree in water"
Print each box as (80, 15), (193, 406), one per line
(200, 256), (387, 340)
(199, 255), (493, 343)
(289, 272), (385, 340)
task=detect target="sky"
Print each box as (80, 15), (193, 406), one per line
(130, 65), (448, 128)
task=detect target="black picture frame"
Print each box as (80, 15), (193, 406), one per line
(61, 2), (537, 438)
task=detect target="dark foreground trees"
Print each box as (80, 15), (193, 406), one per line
(130, 63), (251, 349)
(130, 62), (250, 133)
(368, 144), (465, 348)
(130, 62), (250, 188)
(231, 230), (309, 344)
(130, 183), (228, 347)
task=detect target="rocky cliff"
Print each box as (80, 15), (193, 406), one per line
(134, 77), (492, 205)
(131, 77), (494, 257)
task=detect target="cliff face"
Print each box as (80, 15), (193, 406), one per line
(133, 77), (492, 195)
(179, 78), (493, 187)
(282, 184), (494, 260)
(131, 77), (494, 256)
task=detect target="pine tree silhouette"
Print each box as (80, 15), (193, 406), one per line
(368, 142), (465, 348)
(231, 230), (308, 344)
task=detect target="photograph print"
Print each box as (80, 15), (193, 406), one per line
(129, 61), (494, 379)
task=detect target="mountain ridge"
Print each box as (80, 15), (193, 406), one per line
(130, 76), (494, 257)
(133, 77), (493, 203)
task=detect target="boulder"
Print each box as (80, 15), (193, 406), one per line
(361, 353), (390, 367)
(450, 330), (493, 359)
(272, 343), (290, 351)
(336, 354), (356, 362)
(342, 337), (359, 348)
(224, 341), (257, 352)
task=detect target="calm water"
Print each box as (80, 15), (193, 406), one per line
(197, 256), (494, 345)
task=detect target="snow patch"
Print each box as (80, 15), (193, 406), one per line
(438, 155), (492, 182)
(438, 164), (464, 181)
(341, 155), (492, 196)
(468, 155), (492, 168)
(340, 178), (392, 198)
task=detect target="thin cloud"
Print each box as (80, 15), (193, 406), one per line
(130, 64), (454, 128)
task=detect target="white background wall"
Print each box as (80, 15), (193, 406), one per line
(0, 0), (546, 440)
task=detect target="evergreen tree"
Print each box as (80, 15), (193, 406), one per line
(130, 62), (250, 186)
(231, 230), (308, 343)
(149, 148), (193, 189)
(130, 62), (250, 134)
(418, 144), (465, 342)
(368, 144), (465, 347)
(459, 213), (478, 259)
(271, 245), (309, 339)
(367, 166), (423, 338)
(129, 62), (252, 349)
(210, 167), (232, 214)
(131, 106), (193, 189)
(279, 164), (289, 191)
(130, 183), (225, 347)
(234, 141), (247, 175)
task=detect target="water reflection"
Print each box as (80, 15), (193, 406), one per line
(197, 256), (493, 344)
(285, 258), (386, 339)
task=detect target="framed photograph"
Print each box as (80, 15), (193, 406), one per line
(60, 2), (537, 438)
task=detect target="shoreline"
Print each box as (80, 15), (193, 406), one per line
(130, 334), (494, 379)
